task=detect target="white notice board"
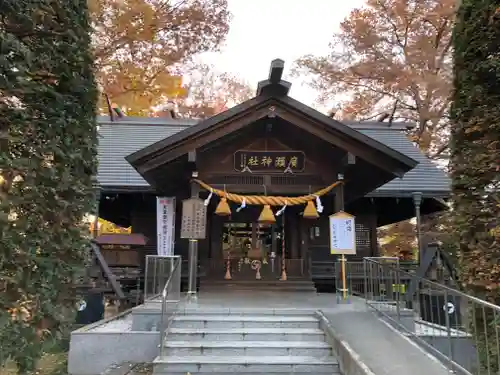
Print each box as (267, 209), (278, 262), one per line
(156, 197), (176, 256)
(329, 211), (356, 255)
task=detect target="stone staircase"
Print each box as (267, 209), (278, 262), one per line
(153, 310), (339, 374)
(200, 279), (317, 293)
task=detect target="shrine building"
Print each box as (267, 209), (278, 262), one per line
(95, 59), (450, 292)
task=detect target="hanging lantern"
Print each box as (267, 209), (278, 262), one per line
(303, 200), (319, 219)
(215, 197), (231, 216)
(258, 204), (276, 224)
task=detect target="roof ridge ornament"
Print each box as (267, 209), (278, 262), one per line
(256, 59), (291, 97)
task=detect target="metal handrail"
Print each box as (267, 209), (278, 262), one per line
(362, 257), (500, 374)
(364, 257), (500, 312)
(158, 256), (181, 357)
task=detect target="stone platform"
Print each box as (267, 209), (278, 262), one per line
(69, 291), (455, 375)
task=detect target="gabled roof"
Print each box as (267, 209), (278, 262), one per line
(359, 128), (450, 197)
(96, 116), (450, 197)
(125, 95), (417, 177)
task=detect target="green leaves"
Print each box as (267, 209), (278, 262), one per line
(451, 0), (500, 372)
(1, 0), (98, 372)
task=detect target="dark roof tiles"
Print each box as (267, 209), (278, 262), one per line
(96, 117), (450, 197)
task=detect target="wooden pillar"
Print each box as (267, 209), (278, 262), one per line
(334, 174), (345, 212)
(251, 222), (258, 249)
(187, 151), (199, 299)
(300, 218), (310, 277)
(332, 175), (346, 263)
(271, 224), (277, 255)
(368, 199), (379, 257)
(290, 214), (299, 259)
(299, 219), (309, 260)
(210, 215), (223, 261)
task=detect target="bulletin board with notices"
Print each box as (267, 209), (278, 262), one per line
(329, 211), (356, 255)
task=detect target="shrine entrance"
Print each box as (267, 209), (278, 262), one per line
(203, 204), (308, 283)
(221, 221), (284, 281)
(126, 60), (418, 295)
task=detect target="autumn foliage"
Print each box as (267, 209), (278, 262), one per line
(295, 0), (455, 157)
(89, 0), (231, 115)
(176, 63), (254, 119)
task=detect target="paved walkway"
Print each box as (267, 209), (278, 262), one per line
(177, 291), (354, 311)
(323, 308), (452, 375)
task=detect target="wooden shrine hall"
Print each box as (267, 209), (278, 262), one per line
(95, 59), (450, 293)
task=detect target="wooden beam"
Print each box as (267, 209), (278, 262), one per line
(256, 79), (291, 97)
(275, 109), (405, 176)
(256, 59), (290, 96)
(193, 183), (324, 195)
(334, 175), (345, 212)
(269, 59), (285, 83)
(90, 242), (125, 299)
(138, 106), (271, 173)
(342, 152), (356, 166)
(188, 149), (197, 163)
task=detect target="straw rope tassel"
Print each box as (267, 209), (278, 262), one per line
(215, 197), (231, 216)
(258, 204), (276, 224)
(303, 200), (319, 219)
(215, 185), (231, 216)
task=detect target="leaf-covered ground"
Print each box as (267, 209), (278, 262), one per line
(0, 353), (67, 375)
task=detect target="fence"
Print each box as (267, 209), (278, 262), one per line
(361, 257), (500, 375)
(144, 255), (181, 300)
(331, 259), (417, 297)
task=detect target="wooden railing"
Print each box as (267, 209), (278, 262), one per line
(202, 258), (306, 280)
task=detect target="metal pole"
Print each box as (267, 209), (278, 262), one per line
(341, 255), (347, 300)
(443, 289), (454, 371)
(363, 259), (368, 304)
(395, 258), (401, 321)
(187, 173), (200, 302)
(144, 255), (149, 301)
(412, 192), (423, 263)
(187, 239), (198, 301)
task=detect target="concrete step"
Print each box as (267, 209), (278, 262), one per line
(168, 327), (325, 341)
(201, 280), (317, 292)
(176, 308), (317, 316)
(154, 373), (335, 375)
(203, 279), (313, 285)
(163, 340), (332, 357)
(153, 355), (339, 373)
(153, 373), (335, 375)
(201, 286), (317, 293)
(171, 315), (319, 329)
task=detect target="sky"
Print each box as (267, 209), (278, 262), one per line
(200, 0), (366, 110)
